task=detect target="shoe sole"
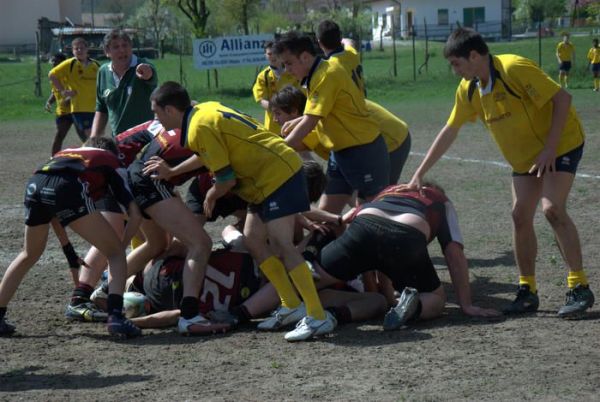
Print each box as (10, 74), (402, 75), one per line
(558, 304), (594, 320)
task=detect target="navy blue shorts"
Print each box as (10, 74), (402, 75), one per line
(592, 63), (600, 73)
(512, 143), (583, 176)
(55, 114), (73, 126)
(388, 133), (411, 185)
(71, 112), (94, 132)
(24, 173), (96, 227)
(247, 170), (310, 222)
(324, 135), (390, 198)
(128, 162), (175, 215)
(559, 61), (572, 72)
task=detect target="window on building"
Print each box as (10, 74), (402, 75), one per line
(463, 7), (485, 27)
(438, 9), (449, 25)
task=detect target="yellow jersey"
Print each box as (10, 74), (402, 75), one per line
(587, 47), (600, 64)
(49, 57), (99, 113)
(182, 102), (302, 204)
(252, 66), (299, 134)
(303, 57), (379, 152)
(556, 41), (575, 62)
(50, 76), (71, 117)
(327, 45), (366, 95)
(302, 130), (333, 160)
(365, 100), (409, 152)
(447, 54), (584, 174)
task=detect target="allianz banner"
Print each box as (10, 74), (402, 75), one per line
(193, 34), (275, 70)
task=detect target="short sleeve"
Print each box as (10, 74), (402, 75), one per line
(303, 71), (339, 118)
(252, 69), (268, 102)
(49, 59), (70, 80)
(446, 84), (477, 128)
(507, 58), (560, 109)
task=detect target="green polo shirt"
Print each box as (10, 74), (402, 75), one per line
(96, 55), (157, 136)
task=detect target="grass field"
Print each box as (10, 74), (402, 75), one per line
(1, 36), (600, 400)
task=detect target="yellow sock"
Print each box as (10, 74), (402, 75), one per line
(567, 270), (588, 289)
(259, 256), (301, 308)
(289, 262), (325, 320)
(595, 78), (600, 90)
(130, 234), (144, 250)
(519, 275), (537, 294)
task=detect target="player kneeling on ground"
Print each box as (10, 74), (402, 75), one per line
(311, 183), (500, 329)
(0, 138), (142, 338)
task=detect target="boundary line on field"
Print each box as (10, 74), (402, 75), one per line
(410, 152), (600, 180)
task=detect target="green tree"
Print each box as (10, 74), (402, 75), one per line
(221, 0), (260, 35)
(173, 0), (211, 38)
(515, 0), (567, 23)
(128, 0), (178, 57)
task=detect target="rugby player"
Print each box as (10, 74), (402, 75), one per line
(149, 82), (336, 341)
(0, 138), (142, 338)
(410, 28), (594, 318)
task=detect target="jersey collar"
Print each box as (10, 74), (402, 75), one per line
(325, 45), (345, 59)
(179, 106), (196, 148)
(301, 56), (323, 91)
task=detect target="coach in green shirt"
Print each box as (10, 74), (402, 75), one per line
(91, 29), (157, 137)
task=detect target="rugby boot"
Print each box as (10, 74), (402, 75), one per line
(383, 287), (420, 330)
(107, 314), (142, 339)
(65, 301), (108, 322)
(257, 303), (306, 331)
(0, 317), (16, 336)
(284, 311), (337, 342)
(503, 284), (539, 315)
(557, 284), (594, 319)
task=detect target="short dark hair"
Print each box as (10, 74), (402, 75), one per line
(594, 38), (599, 47)
(317, 20), (342, 50)
(150, 81), (191, 111)
(443, 27), (489, 59)
(270, 85), (306, 114)
(264, 41), (274, 50)
(72, 37), (88, 47)
(302, 160), (326, 203)
(103, 29), (132, 49)
(86, 137), (119, 156)
(273, 31), (316, 57)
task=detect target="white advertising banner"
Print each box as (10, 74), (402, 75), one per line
(193, 34), (275, 70)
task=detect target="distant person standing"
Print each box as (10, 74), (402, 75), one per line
(45, 52), (85, 155)
(587, 38), (600, 92)
(252, 41), (299, 134)
(91, 29), (157, 137)
(48, 37), (99, 140)
(555, 33), (575, 88)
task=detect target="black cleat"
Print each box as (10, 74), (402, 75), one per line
(557, 284), (594, 319)
(107, 314), (142, 339)
(0, 317), (16, 336)
(503, 285), (539, 315)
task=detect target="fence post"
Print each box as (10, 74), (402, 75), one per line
(411, 26), (416, 81)
(538, 22), (542, 67)
(391, 11), (397, 77)
(35, 31), (42, 97)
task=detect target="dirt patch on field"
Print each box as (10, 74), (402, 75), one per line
(1, 120), (599, 401)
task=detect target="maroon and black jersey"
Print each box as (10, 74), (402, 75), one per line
(131, 126), (205, 186)
(114, 120), (162, 166)
(35, 147), (132, 207)
(141, 251), (261, 314)
(359, 185), (463, 251)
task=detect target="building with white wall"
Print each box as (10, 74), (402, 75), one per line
(369, 0), (511, 40)
(0, 0), (81, 46)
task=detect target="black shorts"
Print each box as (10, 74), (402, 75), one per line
(94, 194), (123, 214)
(559, 61), (572, 72)
(185, 175), (247, 222)
(128, 163), (175, 214)
(512, 143), (583, 176)
(592, 63), (600, 73)
(24, 173), (95, 227)
(319, 214), (441, 293)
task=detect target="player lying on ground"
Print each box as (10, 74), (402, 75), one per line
(0, 138), (142, 338)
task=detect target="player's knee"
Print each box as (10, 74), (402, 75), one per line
(511, 206), (533, 228)
(542, 202), (566, 226)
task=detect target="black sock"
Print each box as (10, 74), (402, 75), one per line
(326, 306), (352, 325)
(231, 304), (252, 324)
(107, 294), (124, 317)
(0, 307), (6, 321)
(70, 283), (94, 305)
(180, 297), (199, 320)
(410, 300), (423, 322)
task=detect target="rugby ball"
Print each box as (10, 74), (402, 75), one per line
(123, 291), (149, 318)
